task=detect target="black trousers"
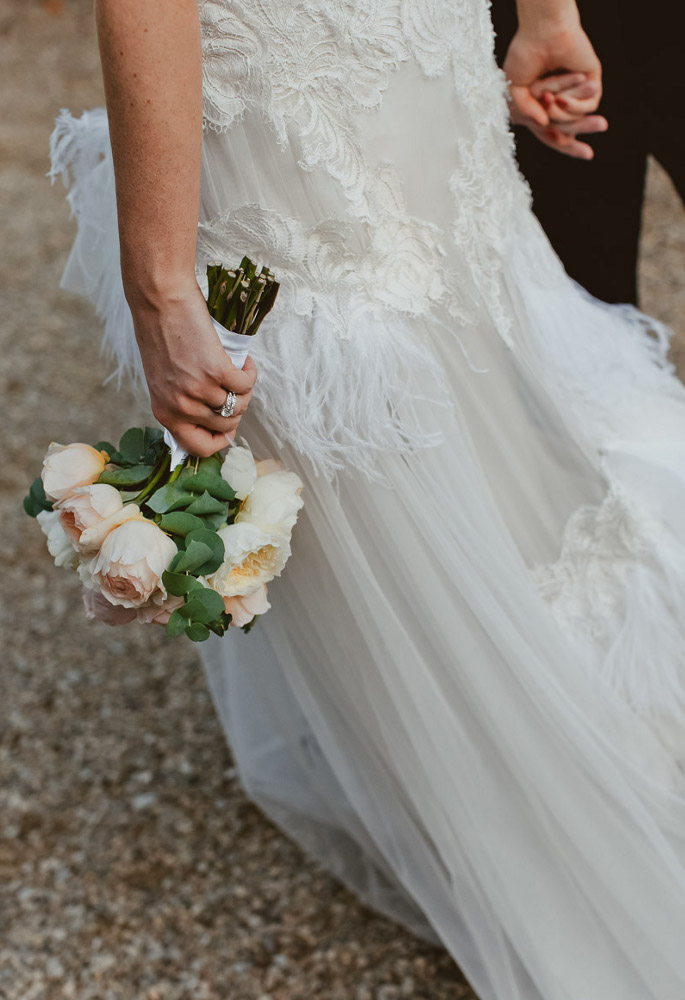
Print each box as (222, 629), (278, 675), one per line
(491, 0), (685, 305)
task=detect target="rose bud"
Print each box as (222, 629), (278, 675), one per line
(223, 583), (271, 628)
(41, 442), (108, 502)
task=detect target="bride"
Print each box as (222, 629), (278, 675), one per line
(51, 0), (685, 996)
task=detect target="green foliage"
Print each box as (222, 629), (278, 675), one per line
(158, 511), (206, 535)
(161, 570), (204, 597)
(93, 440), (116, 457)
(23, 477), (53, 518)
(184, 528), (225, 575)
(185, 491), (229, 517)
(102, 426), (165, 467)
(165, 609), (189, 637)
(201, 512), (230, 532)
(178, 588), (225, 624)
(97, 464), (155, 487)
(184, 466), (235, 502)
(185, 622), (211, 642)
(171, 540), (214, 574)
(147, 481), (194, 514)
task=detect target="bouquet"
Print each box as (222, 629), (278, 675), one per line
(24, 260), (304, 642)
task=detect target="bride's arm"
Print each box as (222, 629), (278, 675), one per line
(96, 0), (256, 456)
(503, 0), (604, 158)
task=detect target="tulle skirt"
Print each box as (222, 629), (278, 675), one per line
(202, 247), (685, 999)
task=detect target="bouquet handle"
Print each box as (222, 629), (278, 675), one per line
(164, 316), (252, 469)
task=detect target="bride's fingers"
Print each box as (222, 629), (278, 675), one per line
(508, 84), (549, 127)
(530, 73), (586, 99)
(534, 81), (602, 123)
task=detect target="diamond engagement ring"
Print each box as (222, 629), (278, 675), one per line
(218, 391), (238, 419)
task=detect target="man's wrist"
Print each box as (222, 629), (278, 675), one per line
(515, 0), (580, 38)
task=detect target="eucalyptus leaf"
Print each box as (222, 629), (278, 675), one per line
(184, 528), (225, 575)
(24, 478), (53, 517)
(143, 427), (164, 449)
(177, 597), (209, 621)
(185, 622), (211, 642)
(159, 512), (205, 535)
(165, 609), (188, 637)
(172, 539), (214, 574)
(183, 468), (235, 501)
(93, 440), (116, 457)
(202, 512), (230, 532)
(147, 482), (193, 514)
(185, 491), (229, 517)
(192, 587), (225, 620)
(97, 464), (155, 487)
(23, 494), (41, 517)
(118, 427), (146, 464)
(161, 570), (203, 597)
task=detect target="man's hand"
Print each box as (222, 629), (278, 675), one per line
(504, 19), (606, 159)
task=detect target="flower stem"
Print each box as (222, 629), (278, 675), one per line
(129, 450), (171, 507)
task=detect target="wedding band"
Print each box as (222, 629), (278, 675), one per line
(217, 391), (237, 419)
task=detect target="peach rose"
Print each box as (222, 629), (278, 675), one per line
(57, 484), (123, 552)
(78, 502), (145, 553)
(91, 519), (178, 608)
(137, 594), (185, 625)
(41, 442), (108, 502)
(83, 586), (138, 626)
(224, 584), (271, 628)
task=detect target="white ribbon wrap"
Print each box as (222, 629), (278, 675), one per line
(164, 316), (252, 469)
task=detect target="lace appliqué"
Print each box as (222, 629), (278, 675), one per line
(533, 486), (685, 722)
(534, 488), (659, 641)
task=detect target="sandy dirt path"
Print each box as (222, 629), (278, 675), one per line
(1, 3), (683, 999)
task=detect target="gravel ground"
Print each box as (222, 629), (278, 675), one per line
(1, 3), (683, 999)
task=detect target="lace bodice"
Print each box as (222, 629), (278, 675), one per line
(196, 0), (529, 340)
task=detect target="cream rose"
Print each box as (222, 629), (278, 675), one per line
(224, 584), (271, 628)
(57, 484), (123, 552)
(207, 521), (291, 599)
(237, 468), (304, 537)
(36, 509), (79, 570)
(255, 458), (283, 478)
(91, 519), (178, 608)
(221, 444), (257, 500)
(41, 442), (108, 502)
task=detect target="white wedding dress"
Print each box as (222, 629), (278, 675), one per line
(49, 1), (685, 996)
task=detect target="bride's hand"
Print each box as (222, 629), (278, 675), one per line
(524, 74), (608, 158)
(128, 278), (257, 458)
(503, 15), (602, 143)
